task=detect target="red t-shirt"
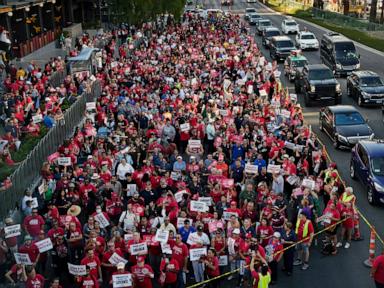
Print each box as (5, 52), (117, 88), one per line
(171, 242), (189, 269)
(81, 256), (101, 279)
(205, 256), (220, 277)
(373, 255), (384, 284)
(160, 258), (179, 283)
(77, 275), (99, 288)
(19, 244), (39, 262)
(131, 264), (154, 288)
(26, 274), (45, 288)
(23, 215), (45, 237)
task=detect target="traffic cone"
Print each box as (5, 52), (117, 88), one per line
(363, 227), (376, 267)
(352, 212), (363, 241)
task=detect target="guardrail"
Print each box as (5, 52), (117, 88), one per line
(0, 80), (101, 218)
(312, 8), (384, 31)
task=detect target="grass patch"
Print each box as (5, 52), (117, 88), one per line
(265, 1), (384, 53)
(0, 125), (49, 181)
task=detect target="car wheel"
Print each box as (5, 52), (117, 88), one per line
(333, 136), (340, 149)
(350, 161), (356, 179)
(367, 188), (377, 205)
(357, 96), (364, 107)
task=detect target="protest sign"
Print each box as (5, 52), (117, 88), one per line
(126, 184), (137, 197)
(109, 252), (128, 265)
(32, 114), (43, 124)
(284, 141), (296, 150)
(287, 175), (300, 186)
(259, 89), (268, 99)
(155, 229), (169, 243)
(188, 140), (201, 148)
(112, 274), (132, 288)
(180, 123), (190, 132)
(274, 70), (281, 78)
(219, 109), (229, 116)
(94, 213), (110, 228)
(68, 263), (86, 276)
(280, 109), (291, 118)
(161, 243), (173, 254)
(174, 190), (187, 202)
(189, 247), (207, 261)
(223, 211), (239, 221)
(35, 238), (53, 253)
(171, 172), (180, 181)
(130, 243), (148, 255)
(290, 93), (297, 102)
(267, 164), (281, 174)
(302, 178), (316, 190)
(124, 234), (133, 242)
(186, 233), (200, 245)
(198, 197), (212, 206)
(86, 102), (96, 110)
(57, 157), (71, 166)
(31, 198), (39, 209)
(4, 224), (21, 238)
(221, 178), (234, 188)
(244, 164), (258, 174)
(190, 201), (208, 212)
(219, 255), (228, 266)
(14, 253), (32, 265)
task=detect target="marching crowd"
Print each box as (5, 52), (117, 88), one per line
(0, 10), (362, 288)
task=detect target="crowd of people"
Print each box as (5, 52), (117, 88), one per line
(0, 10), (362, 288)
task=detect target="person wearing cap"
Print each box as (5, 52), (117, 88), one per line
(131, 256), (154, 288)
(18, 235), (40, 265)
(173, 156), (186, 172)
(264, 232), (283, 284)
(226, 201), (242, 218)
(294, 212), (314, 270)
(189, 226), (210, 283)
(227, 228), (243, 282)
(179, 219), (196, 243)
(159, 252), (180, 287)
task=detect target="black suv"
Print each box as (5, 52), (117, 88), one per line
(295, 64), (342, 106)
(269, 36), (296, 61)
(262, 27), (280, 48)
(319, 105), (374, 149)
(347, 70), (384, 106)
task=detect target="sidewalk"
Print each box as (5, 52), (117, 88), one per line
(11, 41), (67, 70)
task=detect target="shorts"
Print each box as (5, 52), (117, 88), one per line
(325, 225), (339, 236)
(296, 242), (310, 253)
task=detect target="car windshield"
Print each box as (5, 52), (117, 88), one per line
(301, 34), (315, 40)
(335, 42), (358, 60)
(360, 76), (383, 87)
(260, 21), (271, 27)
(251, 14), (261, 19)
(292, 59), (308, 67)
(276, 40), (294, 48)
(266, 30), (280, 37)
(308, 69), (334, 80)
(334, 112), (365, 126)
(371, 157), (384, 176)
(246, 9), (256, 13)
(286, 22), (297, 26)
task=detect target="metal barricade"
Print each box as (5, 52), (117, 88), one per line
(0, 81), (101, 218)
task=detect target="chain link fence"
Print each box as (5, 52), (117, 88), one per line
(0, 80), (101, 218)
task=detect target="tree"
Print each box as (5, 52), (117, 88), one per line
(370, 0), (378, 22)
(109, 0), (186, 25)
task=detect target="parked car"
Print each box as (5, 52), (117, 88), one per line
(256, 19), (272, 35)
(350, 140), (384, 205)
(262, 27), (280, 48)
(269, 36), (296, 61)
(347, 70), (384, 106)
(281, 19), (299, 34)
(245, 8), (257, 20)
(295, 64), (342, 106)
(249, 14), (263, 25)
(283, 51), (308, 81)
(319, 105), (374, 149)
(295, 31), (319, 50)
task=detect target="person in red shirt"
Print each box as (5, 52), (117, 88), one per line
(101, 241), (124, 282)
(75, 267), (99, 288)
(203, 248), (220, 283)
(294, 212), (314, 270)
(159, 253), (180, 287)
(338, 201), (354, 249)
(23, 209), (45, 239)
(19, 235), (40, 265)
(47, 218), (65, 242)
(131, 256), (154, 288)
(25, 267), (44, 288)
(111, 262), (133, 288)
(81, 248), (103, 283)
(257, 218), (274, 247)
(371, 249), (384, 288)
(322, 201), (341, 255)
(5, 263), (27, 285)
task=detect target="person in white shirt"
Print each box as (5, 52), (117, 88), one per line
(189, 226), (210, 283)
(118, 203), (139, 232)
(21, 189), (33, 215)
(159, 216), (176, 234)
(116, 159), (135, 183)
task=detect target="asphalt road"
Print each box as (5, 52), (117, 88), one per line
(193, 0), (384, 287)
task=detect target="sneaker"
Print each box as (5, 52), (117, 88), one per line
(336, 242), (342, 248)
(344, 242), (351, 249)
(293, 259), (302, 266)
(227, 275), (234, 281)
(302, 263), (309, 270)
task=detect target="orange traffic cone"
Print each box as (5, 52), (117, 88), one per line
(363, 227), (376, 267)
(352, 212), (363, 241)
